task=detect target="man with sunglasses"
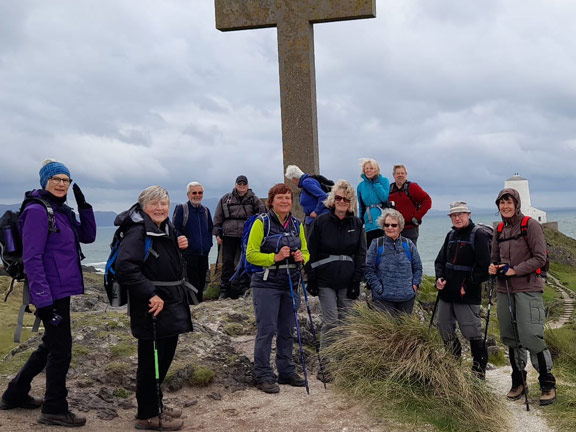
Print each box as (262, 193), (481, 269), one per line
(434, 201), (491, 379)
(173, 182), (213, 303)
(213, 176), (266, 299)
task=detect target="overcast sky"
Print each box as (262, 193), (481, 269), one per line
(1, 0), (575, 214)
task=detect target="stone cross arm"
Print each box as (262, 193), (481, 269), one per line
(215, 0), (376, 31)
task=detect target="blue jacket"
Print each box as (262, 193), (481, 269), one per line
(20, 189), (96, 308)
(173, 202), (213, 257)
(365, 235), (422, 302)
(298, 174), (329, 225)
(357, 174), (390, 233)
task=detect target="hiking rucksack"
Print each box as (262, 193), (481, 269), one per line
(104, 227), (154, 307)
(0, 198), (57, 342)
(496, 216), (550, 277)
(309, 174), (335, 194)
(445, 223), (493, 272)
(375, 236), (413, 265)
(230, 213), (301, 281)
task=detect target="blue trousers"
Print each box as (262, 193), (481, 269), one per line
(252, 287), (300, 383)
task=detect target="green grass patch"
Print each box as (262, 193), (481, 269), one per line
(550, 262), (576, 294)
(203, 283), (221, 301)
(110, 342), (137, 358)
(105, 361), (131, 374)
(112, 387), (131, 398)
(327, 304), (508, 432)
(189, 365), (215, 387)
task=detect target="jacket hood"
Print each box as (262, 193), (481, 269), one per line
(496, 188), (522, 221)
(114, 203), (144, 227)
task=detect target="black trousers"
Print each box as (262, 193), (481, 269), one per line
(185, 255), (209, 303)
(366, 229), (384, 248)
(220, 236), (241, 291)
(2, 297), (72, 414)
(136, 336), (178, 420)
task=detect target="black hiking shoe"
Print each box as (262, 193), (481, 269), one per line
(278, 374), (306, 387)
(0, 395), (43, 410)
(256, 381), (280, 394)
(38, 411), (87, 427)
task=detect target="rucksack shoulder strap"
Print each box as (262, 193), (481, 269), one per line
(21, 198), (57, 233)
(400, 236), (413, 263)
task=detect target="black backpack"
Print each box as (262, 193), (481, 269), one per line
(0, 198), (58, 342)
(310, 174), (335, 194)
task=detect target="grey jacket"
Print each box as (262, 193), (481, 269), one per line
(212, 189), (266, 238)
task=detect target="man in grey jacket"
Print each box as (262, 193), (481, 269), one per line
(213, 175), (266, 299)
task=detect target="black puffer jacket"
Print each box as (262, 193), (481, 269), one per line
(115, 205), (193, 340)
(306, 209), (366, 289)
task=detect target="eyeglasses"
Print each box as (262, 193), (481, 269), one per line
(449, 213), (468, 219)
(49, 176), (72, 186)
(189, 191), (203, 195)
(383, 223), (398, 228)
(236, 181), (247, 186)
(334, 195), (351, 203)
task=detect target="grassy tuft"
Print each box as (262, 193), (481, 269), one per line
(189, 365), (215, 387)
(327, 304), (508, 432)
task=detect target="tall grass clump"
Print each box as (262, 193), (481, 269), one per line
(326, 304), (508, 432)
(543, 323), (576, 430)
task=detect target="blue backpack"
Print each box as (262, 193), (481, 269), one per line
(230, 213), (301, 281)
(375, 236), (412, 265)
(104, 227), (154, 307)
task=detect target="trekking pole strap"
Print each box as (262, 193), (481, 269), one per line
(310, 255), (353, 269)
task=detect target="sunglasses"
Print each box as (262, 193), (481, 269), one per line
(236, 181), (247, 186)
(189, 191), (203, 195)
(335, 195), (351, 203)
(383, 223), (398, 228)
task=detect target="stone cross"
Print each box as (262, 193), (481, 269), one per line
(215, 0), (376, 177)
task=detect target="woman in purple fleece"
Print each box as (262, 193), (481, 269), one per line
(0, 159), (96, 427)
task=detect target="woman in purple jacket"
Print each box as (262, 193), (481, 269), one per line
(0, 159), (96, 427)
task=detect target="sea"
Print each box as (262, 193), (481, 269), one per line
(82, 209), (576, 277)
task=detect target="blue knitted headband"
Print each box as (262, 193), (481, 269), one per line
(39, 161), (71, 188)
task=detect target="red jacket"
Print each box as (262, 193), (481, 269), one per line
(389, 181), (432, 229)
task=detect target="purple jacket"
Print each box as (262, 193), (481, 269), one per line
(19, 190), (97, 308)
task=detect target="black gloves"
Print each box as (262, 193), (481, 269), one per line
(347, 280), (361, 300)
(72, 184), (91, 209)
(35, 306), (62, 326)
(306, 278), (319, 296)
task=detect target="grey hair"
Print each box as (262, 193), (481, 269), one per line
(284, 164), (304, 180)
(186, 181), (203, 192)
(393, 164), (407, 174)
(324, 179), (357, 212)
(377, 208), (405, 231)
(138, 186), (170, 208)
(359, 158), (380, 177)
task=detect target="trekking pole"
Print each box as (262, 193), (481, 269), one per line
(298, 264), (327, 389)
(505, 277), (530, 412)
(152, 316), (164, 430)
(428, 292), (440, 334)
(483, 276), (496, 349)
(286, 264), (310, 395)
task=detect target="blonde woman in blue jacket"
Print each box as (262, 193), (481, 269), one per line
(357, 159), (390, 247)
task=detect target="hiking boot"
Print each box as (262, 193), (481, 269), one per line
(278, 374), (306, 387)
(539, 388), (557, 406)
(506, 384), (527, 401)
(256, 381), (280, 394)
(162, 405), (182, 418)
(135, 414), (183, 431)
(0, 394), (43, 410)
(38, 411), (87, 427)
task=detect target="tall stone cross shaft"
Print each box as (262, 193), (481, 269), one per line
(215, 0), (376, 176)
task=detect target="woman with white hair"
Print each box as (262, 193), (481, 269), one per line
(116, 186), (192, 431)
(306, 180), (366, 381)
(365, 208), (422, 315)
(284, 164), (329, 230)
(357, 158), (390, 247)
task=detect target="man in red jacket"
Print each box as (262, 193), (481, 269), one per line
(388, 164), (432, 245)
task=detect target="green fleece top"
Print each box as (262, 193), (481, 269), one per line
(246, 212), (310, 267)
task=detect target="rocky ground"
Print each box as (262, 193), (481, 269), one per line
(0, 272), (569, 431)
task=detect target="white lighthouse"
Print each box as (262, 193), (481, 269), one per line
(504, 174), (547, 223)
